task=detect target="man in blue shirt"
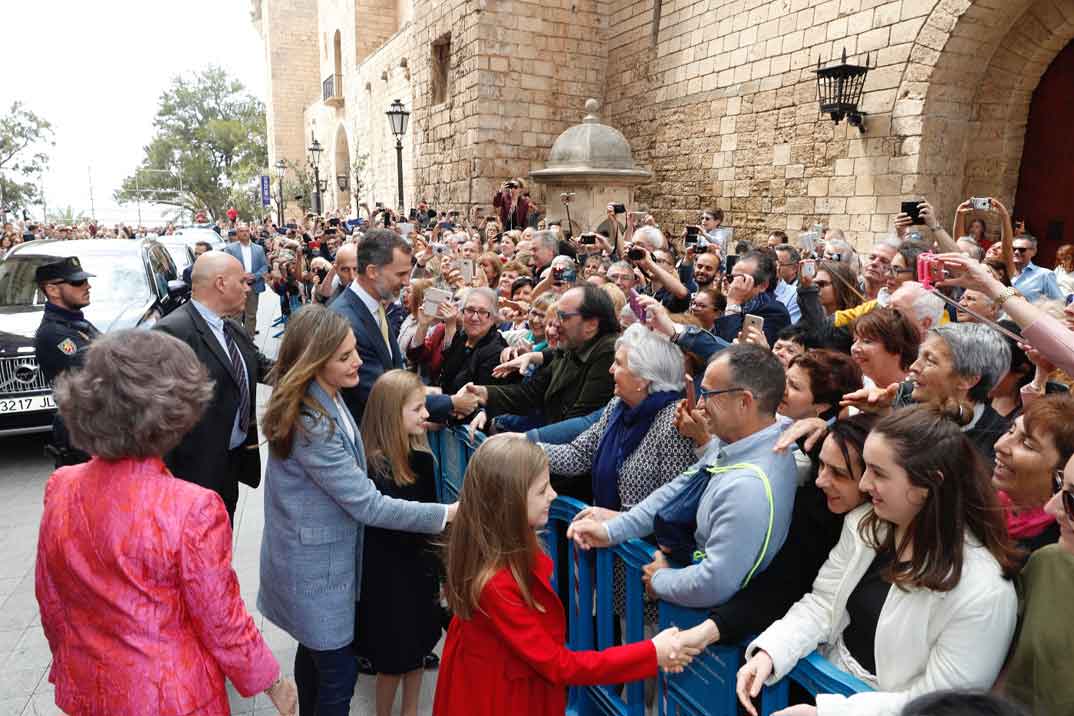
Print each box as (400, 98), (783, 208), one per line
(1012, 235), (1064, 303)
(772, 244), (801, 324)
(566, 344), (798, 608)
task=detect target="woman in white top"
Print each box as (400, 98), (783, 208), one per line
(737, 405), (1020, 716)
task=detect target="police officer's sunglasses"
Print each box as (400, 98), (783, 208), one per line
(49, 279), (88, 288)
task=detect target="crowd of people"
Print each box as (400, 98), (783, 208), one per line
(24, 182), (1074, 716)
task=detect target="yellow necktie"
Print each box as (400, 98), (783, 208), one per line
(377, 304), (392, 354)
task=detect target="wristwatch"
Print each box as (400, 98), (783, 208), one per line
(993, 286), (1023, 307)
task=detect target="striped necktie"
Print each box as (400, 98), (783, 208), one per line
(223, 322), (251, 435)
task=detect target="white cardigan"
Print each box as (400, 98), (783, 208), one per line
(748, 505), (1017, 716)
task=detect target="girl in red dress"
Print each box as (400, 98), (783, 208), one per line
(433, 434), (692, 716)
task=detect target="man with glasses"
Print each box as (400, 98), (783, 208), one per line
(1011, 235), (1065, 303)
(772, 244), (801, 324)
(34, 257), (101, 466)
(567, 344), (798, 608)
(861, 238), (900, 301)
(465, 284), (618, 434)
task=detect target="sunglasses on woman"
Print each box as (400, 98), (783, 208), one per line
(1054, 472), (1074, 524)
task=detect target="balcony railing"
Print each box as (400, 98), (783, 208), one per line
(322, 74), (343, 106)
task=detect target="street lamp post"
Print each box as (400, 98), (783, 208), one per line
(308, 132), (324, 215)
(274, 159), (287, 226)
(386, 99), (410, 213)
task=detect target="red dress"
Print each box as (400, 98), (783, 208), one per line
(433, 551), (656, 716)
(34, 457), (278, 716)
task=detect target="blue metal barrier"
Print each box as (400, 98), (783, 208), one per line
(429, 427), (872, 715)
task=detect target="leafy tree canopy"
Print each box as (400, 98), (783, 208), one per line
(0, 102), (54, 214)
(115, 66), (267, 222)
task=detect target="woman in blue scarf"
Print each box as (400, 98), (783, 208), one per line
(539, 323), (696, 515)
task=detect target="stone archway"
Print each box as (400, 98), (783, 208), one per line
(334, 124), (351, 213)
(899, 0), (1074, 236)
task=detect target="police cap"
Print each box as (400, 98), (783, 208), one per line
(34, 257), (96, 284)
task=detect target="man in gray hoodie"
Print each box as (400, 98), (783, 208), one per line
(568, 343), (798, 608)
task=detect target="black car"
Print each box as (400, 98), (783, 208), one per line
(0, 238), (188, 436)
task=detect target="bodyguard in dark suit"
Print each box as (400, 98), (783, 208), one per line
(154, 252), (274, 521)
(328, 229), (477, 424)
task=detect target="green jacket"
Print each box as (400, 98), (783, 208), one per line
(485, 332), (617, 425)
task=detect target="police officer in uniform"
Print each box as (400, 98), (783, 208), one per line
(33, 257), (100, 466)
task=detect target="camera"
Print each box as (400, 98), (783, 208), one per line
(611, 203), (626, 214)
(506, 180), (519, 189)
(579, 232), (597, 245)
(431, 243), (450, 256)
(327, 217), (340, 227)
(627, 246), (646, 261)
(970, 197), (991, 211)
(828, 252), (843, 263)
(552, 265), (577, 283)
(916, 252), (947, 289)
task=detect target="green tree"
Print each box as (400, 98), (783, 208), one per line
(115, 66), (266, 222)
(276, 160), (315, 218)
(351, 146), (369, 210)
(0, 102), (54, 214)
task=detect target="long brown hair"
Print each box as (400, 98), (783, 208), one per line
(444, 435), (549, 620)
(261, 305), (353, 458)
(360, 369), (430, 486)
(819, 259), (864, 312)
(860, 405), (1020, 591)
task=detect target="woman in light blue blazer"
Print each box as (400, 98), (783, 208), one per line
(258, 305), (456, 716)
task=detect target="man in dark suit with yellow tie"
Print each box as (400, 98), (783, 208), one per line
(329, 229), (477, 424)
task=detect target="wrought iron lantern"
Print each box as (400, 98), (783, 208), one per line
(814, 49), (871, 132)
(386, 98), (410, 138)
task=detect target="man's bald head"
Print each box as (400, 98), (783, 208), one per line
(334, 242), (358, 287)
(190, 252), (249, 317)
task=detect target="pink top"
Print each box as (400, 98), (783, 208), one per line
(1022, 314), (1074, 376)
(35, 457), (278, 716)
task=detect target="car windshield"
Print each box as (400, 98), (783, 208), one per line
(0, 253), (151, 308)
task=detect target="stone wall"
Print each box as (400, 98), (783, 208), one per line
(260, 0), (1074, 248)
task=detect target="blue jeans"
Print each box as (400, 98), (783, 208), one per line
(525, 407), (603, 444)
(294, 643), (358, 716)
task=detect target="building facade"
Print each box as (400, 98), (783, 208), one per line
(253, 0), (1074, 254)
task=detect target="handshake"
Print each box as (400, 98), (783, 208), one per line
(450, 382), (488, 419)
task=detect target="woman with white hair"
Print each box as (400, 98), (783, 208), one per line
(845, 321), (1013, 465)
(538, 323), (696, 511)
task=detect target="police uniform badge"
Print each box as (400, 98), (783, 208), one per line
(58, 338), (77, 356)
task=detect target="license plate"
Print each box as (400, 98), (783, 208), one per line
(0, 394), (55, 414)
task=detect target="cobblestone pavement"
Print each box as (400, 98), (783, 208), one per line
(0, 294), (440, 715)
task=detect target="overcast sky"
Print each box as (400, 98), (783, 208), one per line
(6, 0), (266, 226)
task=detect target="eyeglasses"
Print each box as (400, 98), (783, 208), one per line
(49, 279), (88, 288)
(557, 310), (582, 321)
(1054, 473), (1074, 523)
(697, 386), (746, 402)
(463, 307), (492, 319)
(885, 266), (914, 276)
(1012, 247), (1031, 253)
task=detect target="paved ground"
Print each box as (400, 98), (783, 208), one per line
(0, 294), (441, 715)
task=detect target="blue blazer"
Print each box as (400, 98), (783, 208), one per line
(223, 241), (269, 293)
(329, 286), (453, 424)
(257, 381), (448, 650)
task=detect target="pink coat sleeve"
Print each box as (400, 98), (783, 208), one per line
(1021, 314), (1074, 376)
(35, 476), (67, 656)
(179, 491), (279, 697)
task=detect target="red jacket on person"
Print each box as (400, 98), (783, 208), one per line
(34, 457), (279, 716)
(493, 190), (531, 231)
(432, 551), (656, 716)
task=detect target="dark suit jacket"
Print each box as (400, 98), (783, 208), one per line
(329, 286), (452, 424)
(713, 291), (791, 347)
(154, 301), (274, 502)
